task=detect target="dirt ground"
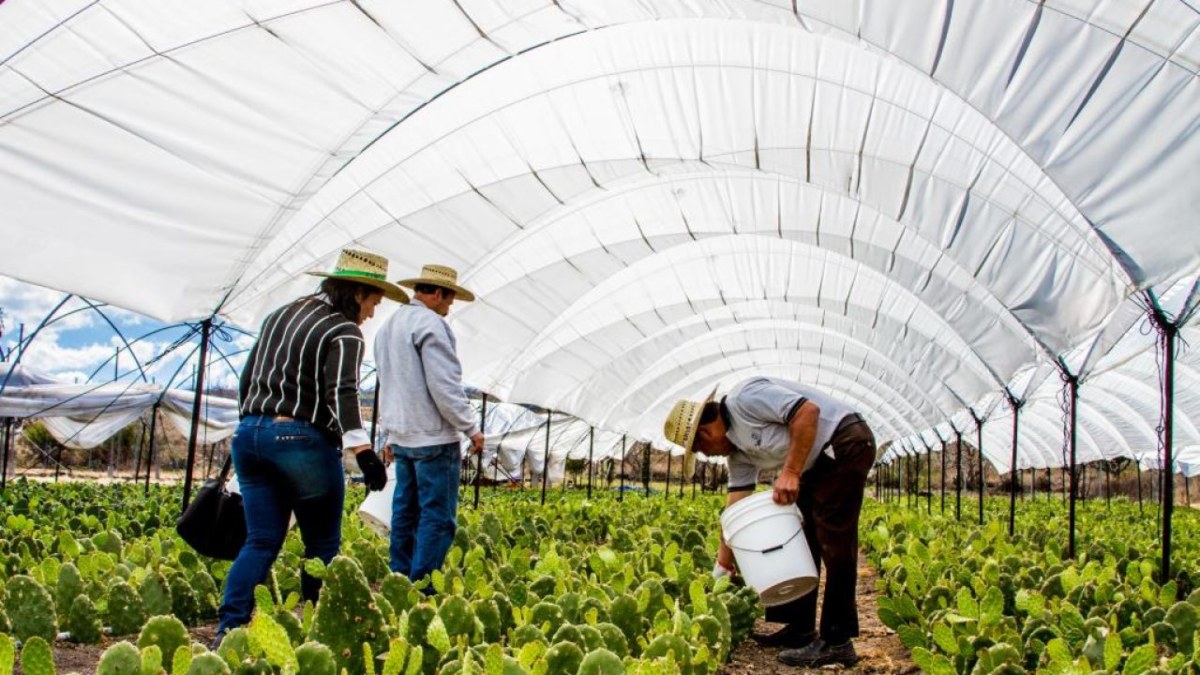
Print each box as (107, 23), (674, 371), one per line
(36, 555), (912, 674)
(721, 552), (916, 674)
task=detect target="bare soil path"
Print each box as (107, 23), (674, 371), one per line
(721, 552), (916, 674)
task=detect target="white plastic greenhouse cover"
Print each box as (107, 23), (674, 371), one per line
(0, 364), (239, 449)
(2, 1), (1200, 464)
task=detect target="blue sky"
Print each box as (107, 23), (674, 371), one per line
(0, 276), (251, 390)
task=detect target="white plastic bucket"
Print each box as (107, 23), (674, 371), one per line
(358, 475), (396, 537)
(719, 491), (818, 606)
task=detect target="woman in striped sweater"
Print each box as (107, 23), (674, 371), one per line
(216, 250), (407, 640)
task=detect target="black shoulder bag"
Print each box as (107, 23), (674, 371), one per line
(176, 455), (247, 560)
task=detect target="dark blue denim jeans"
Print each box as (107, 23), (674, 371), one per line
(217, 416), (344, 633)
(388, 442), (461, 584)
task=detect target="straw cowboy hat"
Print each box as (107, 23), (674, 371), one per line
(307, 249), (410, 303)
(397, 264), (476, 302)
(663, 386), (717, 477)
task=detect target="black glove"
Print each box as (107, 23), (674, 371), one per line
(355, 450), (388, 491)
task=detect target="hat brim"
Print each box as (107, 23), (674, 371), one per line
(307, 271), (410, 303)
(397, 277), (475, 302)
(682, 386), (718, 478)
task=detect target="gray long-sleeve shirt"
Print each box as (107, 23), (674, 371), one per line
(374, 298), (479, 448)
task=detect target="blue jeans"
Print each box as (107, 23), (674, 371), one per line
(217, 416), (345, 633)
(389, 442), (460, 584)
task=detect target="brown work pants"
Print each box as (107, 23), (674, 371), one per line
(764, 422), (876, 644)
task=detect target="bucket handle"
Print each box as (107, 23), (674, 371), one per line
(728, 526), (804, 555)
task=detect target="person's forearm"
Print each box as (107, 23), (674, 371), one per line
(783, 403), (820, 475)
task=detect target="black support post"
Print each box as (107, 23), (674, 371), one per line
(1063, 369), (1080, 560)
(955, 428), (963, 520)
(586, 426), (594, 499)
(665, 451), (672, 499)
(145, 403), (159, 495)
(182, 319), (213, 511)
(474, 393), (486, 509)
(1006, 392), (1023, 537)
(1155, 316), (1179, 584)
(619, 435), (626, 502)
(972, 411), (985, 526)
(1, 417), (11, 491)
(925, 440), (933, 514)
(939, 433), (947, 514)
(370, 386), (381, 450)
(540, 412), (551, 505)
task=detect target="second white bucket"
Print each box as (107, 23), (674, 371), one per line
(720, 491), (818, 606)
(358, 476), (396, 537)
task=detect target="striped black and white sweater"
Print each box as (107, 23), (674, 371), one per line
(238, 296), (370, 449)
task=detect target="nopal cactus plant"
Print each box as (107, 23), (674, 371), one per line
(97, 641), (142, 675)
(307, 556), (387, 674)
(138, 571), (173, 618)
(185, 652), (231, 675)
(65, 593), (103, 644)
(137, 615), (189, 673)
(5, 575), (57, 642)
(20, 636), (55, 675)
(55, 562), (85, 620)
(294, 641), (337, 675)
(105, 580), (148, 637)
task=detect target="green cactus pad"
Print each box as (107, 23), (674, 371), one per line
(137, 615), (189, 673)
(97, 641), (141, 675)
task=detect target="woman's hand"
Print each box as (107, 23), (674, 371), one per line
(353, 447), (388, 491)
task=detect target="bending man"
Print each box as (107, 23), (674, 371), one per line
(664, 377), (875, 667)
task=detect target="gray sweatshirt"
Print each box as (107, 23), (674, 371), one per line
(374, 298), (479, 447)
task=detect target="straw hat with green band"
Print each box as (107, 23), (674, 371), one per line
(307, 249), (410, 303)
(663, 386), (717, 477)
(397, 264), (476, 302)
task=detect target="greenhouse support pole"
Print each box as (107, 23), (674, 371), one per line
(693, 461), (699, 499)
(665, 451), (672, 499)
(474, 393), (486, 509)
(1106, 462), (1112, 508)
(132, 417), (147, 483)
(370, 386), (381, 451)
(925, 439), (933, 514)
(0, 417), (11, 491)
(587, 426), (594, 499)
(540, 412), (551, 506)
(1155, 316), (1178, 584)
(182, 318), (213, 511)
(1064, 370), (1080, 560)
(145, 403), (159, 495)
(1006, 391), (1022, 537)
(939, 433), (947, 514)
(643, 443), (651, 497)
(679, 454), (685, 499)
(955, 428), (964, 520)
(972, 410), (985, 526)
(619, 436), (626, 502)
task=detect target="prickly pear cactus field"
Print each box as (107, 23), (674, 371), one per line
(860, 497), (1200, 674)
(0, 481), (762, 674)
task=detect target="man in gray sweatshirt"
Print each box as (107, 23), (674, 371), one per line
(375, 265), (484, 586)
